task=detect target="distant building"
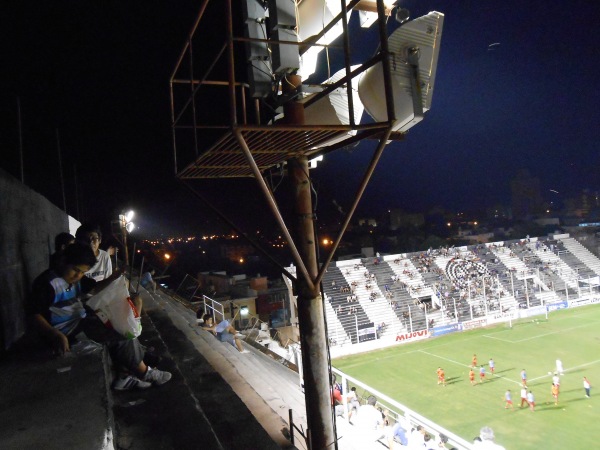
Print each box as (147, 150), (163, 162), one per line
(357, 217), (378, 227)
(388, 208), (425, 230)
(564, 189), (600, 218)
(455, 228), (495, 243)
(219, 242), (255, 262)
(197, 271), (292, 330)
(534, 217), (560, 227)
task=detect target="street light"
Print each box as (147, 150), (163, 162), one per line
(118, 210), (135, 265)
(159, 251), (174, 279)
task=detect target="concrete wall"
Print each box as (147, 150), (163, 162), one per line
(0, 168), (72, 350)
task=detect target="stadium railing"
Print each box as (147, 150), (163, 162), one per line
(332, 366), (474, 449)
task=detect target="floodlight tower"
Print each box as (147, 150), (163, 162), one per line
(169, 1), (444, 448)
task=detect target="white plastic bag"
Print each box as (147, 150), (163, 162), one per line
(87, 276), (142, 339)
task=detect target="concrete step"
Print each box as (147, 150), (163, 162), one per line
(111, 312), (225, 450)
(142, 290), (299, 449)
(0, 340), (113, 450)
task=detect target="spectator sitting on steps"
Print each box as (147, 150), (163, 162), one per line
(28, 242), (172, 391)
(354, 395), (387, 444)
(140, 269), (157, 293)
(201, 313), (247, 353)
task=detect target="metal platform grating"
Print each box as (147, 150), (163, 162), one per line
(177, 125), (354, 179)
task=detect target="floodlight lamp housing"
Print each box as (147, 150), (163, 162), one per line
(125, 210), (135, 222)
(358, 11), (444, 132)
(126, 222), (135, 233)
(302, 65), (365, 148)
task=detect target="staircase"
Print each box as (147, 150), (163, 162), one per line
(121, 287), (301, 450)
(562, 238), (600, 277)
(533, 242), (578, 291)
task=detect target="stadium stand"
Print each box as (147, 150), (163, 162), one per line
(316, 234), (600, 355)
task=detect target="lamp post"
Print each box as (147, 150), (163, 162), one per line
(118, 210), (135, 266)
(161, 252), (173, 276)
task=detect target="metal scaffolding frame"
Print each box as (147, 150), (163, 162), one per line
(169, 1), (403, 448)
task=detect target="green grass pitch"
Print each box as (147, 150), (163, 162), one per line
(333, 304), (600, 449)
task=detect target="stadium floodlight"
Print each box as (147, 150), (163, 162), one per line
(308, 155), (324, 169)
(296, 0), (397, 79)
(358, 11), (444, 132)
(298, 11), (443, 149)
(303, 65), (365, 147)
(116, 210), (135, 265)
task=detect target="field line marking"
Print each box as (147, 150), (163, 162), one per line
(529, 358), (600, 382)
(419, 350), (523, 386)
(418, 350), (468, 369)
(513, 321), (599, 343)
(336, 335), (484, 370)
(482, 334), (515, 343)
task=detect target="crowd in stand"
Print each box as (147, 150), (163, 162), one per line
(331, 378), (478, 449)
(325, 237), (596, 341)
(26, 224), (172, 391)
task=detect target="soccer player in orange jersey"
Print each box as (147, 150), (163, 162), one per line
(551, 384), (559, 405)
(472, 354), (477, 368)
(438, 368), (446, 386)
(469, 368), (475, 385)
(437, 367), (442, 384)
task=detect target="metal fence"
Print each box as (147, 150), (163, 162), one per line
(174, 273), (203, 304)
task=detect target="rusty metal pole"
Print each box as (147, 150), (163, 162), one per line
(122, 225), (130, 267)
(284, 74), (335, 450)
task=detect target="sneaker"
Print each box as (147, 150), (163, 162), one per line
(113, 375), (152, 391)
(235, 333), (246, 339)
(241, 350), (250, 354)
(143, 367), (172, 385)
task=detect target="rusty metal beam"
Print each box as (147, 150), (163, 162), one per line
(233, 128), (315, 292)
(316, 127), (393, 287)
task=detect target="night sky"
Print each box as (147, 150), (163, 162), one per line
(1, 1), (599, 238)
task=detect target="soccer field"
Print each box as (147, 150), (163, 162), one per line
(333, 304), (600, 449)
